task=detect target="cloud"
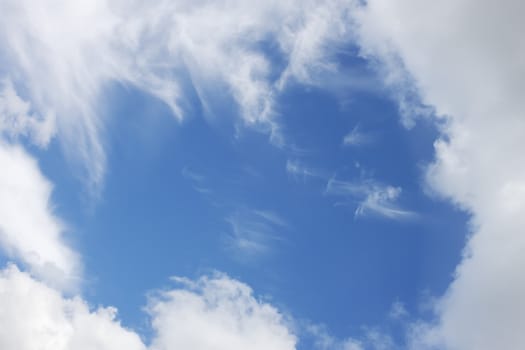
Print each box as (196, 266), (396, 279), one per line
(0, 143), (80, 291)
(0, 264), (146, 350)
(225, 209), (289, 257)
(0, 79), (55, 147)
(305, 323), (399, 350)
(306, 324), (364, 350)
(0, 0), (357, 188)
(326, 178), (414, 220)
(354, 0), (525, 348)
(0, 2), (359, 347)
(286, 159), (323, 181)
(0, 264), (298, 350)
(285, 159), (414, 220)
(388, 300), (408, 320)
(181, 166), (205, 183)
(181, 166), (212, 194)
(148, 273), (297, 350)
(343, 125), (373, 147)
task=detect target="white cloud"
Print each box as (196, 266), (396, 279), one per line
(306, 324), (364, 350)
(0, 79), (55, 147)
(0, 264), (146, 350)
(0, 0), (357, 188)
(0, 264), (298, 350)
(355, 186), (413, 220)
(148, 273), (297, 350)
(286, 159), (414, 220)
(181, 166), (212, 194)
(181, 166), (205, 183)
(286, 159), (324, 181)
(326, 178), (414, 220)
(226, 209), (288, 257)
(388, 300), (408, 320)
(0, 143), (80, 291)
(343, 125), (373, 147)
(355, 0), (525, 348)
(306, 323), (398, 350)
(0, 2), (360, 347)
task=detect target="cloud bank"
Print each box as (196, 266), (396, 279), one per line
(355, 0), (525, 348)
(0, 265), (297, 350)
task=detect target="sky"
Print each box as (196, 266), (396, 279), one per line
(0, 1), (524, 349)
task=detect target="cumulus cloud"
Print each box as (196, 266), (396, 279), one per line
(0, 265), (298, 350)
(0, 143), (80, 291)
(0, 264), (146, 350)
(148, 273), (297, 350)
(0, 0), (357, 188)
(355, 0), (525, 348)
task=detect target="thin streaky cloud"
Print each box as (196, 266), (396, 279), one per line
(326, 178), (415, 221)
(342, 125), (373, 147)
(286, 160), (414, 221)
(181, 166), (206, 183)
(181, 166), (212, 195)
(286, 159), (330, 181)
(225, 208), (289, 257)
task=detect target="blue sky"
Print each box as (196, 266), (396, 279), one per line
(1, 1), (524, 350)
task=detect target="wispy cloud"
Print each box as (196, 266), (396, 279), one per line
(286, 159), (414, 221)
(0, 0), (357, 190)
(225, 209), (289, 257)
(388, 300), (409, 320)
(355, 186), (414, 220)
(0, 79), (55, 147)
(326, 177), (415, 220)
(342, 125), (373, 147)
(286, 159), (328, 181)
(181, 166), (212, 194)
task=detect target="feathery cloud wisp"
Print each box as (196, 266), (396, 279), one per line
(225, 209), (289, 257)
(326, 178), (414, 220)
(0, 0), (357, 189)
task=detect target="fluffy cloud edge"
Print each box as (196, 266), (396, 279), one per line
(0, 264), (299, 350)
